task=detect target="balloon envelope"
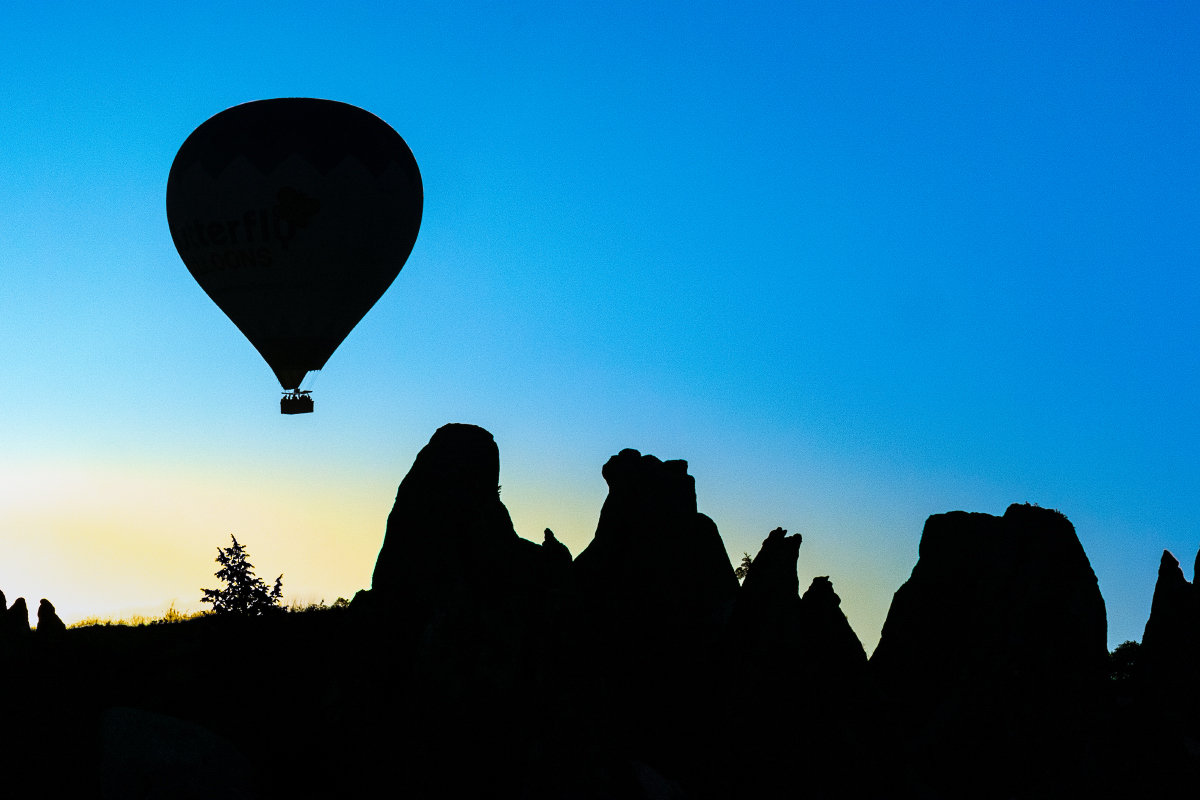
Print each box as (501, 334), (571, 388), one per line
(167, 98), (422, 390)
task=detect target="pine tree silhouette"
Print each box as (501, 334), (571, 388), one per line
(201, 535), (283, 616)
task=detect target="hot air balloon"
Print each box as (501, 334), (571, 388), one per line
(166, 98), (423, 414)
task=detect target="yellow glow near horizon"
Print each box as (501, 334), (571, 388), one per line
(2, 452), (900, 654)
(0, 458), (398, 626)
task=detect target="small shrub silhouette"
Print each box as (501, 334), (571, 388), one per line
(201, 535), (283, 616)
(734, 552), (753, 582)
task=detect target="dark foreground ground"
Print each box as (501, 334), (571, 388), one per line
(0, 603), (1193, 800)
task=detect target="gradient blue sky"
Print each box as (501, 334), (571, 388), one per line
(1, 2), (1196, 650)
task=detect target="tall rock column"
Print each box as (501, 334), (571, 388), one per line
(1140, 547), (1200, 707)
(572, 449), (738, 650)
(869, 503), (1108, 798)
(569, 449), (739, 788)
(1136, 546), (1200, 784)
(361, 423), (560, 798)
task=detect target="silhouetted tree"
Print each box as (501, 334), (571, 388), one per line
(734, 552), (753, 582)
(1109, 639), (1141, 684)
(201, 535), (283, 616)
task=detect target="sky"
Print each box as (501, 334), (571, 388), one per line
(1, 1), (1197, 651)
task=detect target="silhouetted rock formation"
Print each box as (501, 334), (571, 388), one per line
(37, 599), (65, 637)
(739, 527), (802, 603)
(569, 449), (738, 785)
(724, 527), (804, 673)
(719, 528), (880, 799)
(573, 449), (738, 641)
(1079, 549), (1200, 798)
(802, 576), (869, 678)
(6, 597), (30, 638)
(1133, 546), (1200, 787)
(1141, 549), (1200, 706)
(358, 423), (567, 797)
(369, 423), (539, 610)
(537, 528), (574, 634)
(541, 527), (572, 567)
(870, 503), (1108, 797)
(726, 529), (869, 685)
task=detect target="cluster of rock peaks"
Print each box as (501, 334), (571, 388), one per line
(354, 425), (1199, 798)
(0, 591), (64, 638)
(359, 426), (879, 796)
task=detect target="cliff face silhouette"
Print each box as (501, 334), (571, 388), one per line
(4, 422), (1199, 799)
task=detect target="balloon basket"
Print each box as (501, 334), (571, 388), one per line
(281, 391), (314, 415)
